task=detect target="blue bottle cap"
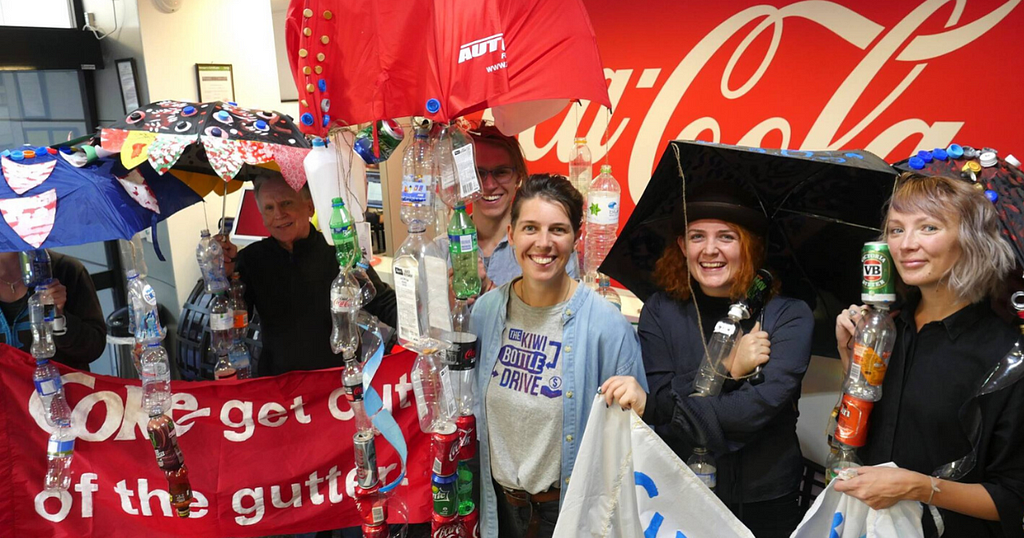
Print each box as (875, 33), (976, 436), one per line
(984, 189), (998, 202)
(322, 115), (330, 127)
(254, 120), (268, 130)
(932, 148), (948, 161)
(1, 149), (10, 158)
(35, 146), (49, 155)
(907, 156), (925, 170)
(10, 150), (24, 161)
(58, 146), (72, 154)
(300, 112), (315, 126)
(946, 144), (963, 159)
(426, 98), (441, 113)
(916, 150), (933, 163)
(227, 102), (238, 106)
(183, 105), (196, 115)
(210, 127), (223, 137)
(317, 79), (327, 92)
(215, 110), (231, 122)
(312, 137), (326, 148)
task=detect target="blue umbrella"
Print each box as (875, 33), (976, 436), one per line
(0, 150), (202, 252)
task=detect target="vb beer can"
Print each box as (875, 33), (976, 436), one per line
(861, 242), (895, 304)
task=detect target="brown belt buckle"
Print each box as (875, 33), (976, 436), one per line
(503, 487), (530, 508)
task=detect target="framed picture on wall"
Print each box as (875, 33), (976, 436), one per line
(195, 63), (235, 102)
(115, 58), (141, 113)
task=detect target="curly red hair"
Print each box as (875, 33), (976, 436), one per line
(653, 223), (766, 302)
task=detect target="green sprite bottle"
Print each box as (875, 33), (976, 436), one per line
(329, 197), (361, 269)
(447, 204), (481, 299)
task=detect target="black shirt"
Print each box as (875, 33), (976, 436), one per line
(860, 295), (1024, 538)
(235, 229), (397, 376)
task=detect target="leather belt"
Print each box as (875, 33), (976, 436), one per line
(501, 486), (560, 538)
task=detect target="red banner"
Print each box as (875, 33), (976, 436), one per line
(0, 345), (431, 537)
(518, 0), (1024, 225)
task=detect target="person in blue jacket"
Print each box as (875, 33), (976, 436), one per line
(471, 173), (647, 538)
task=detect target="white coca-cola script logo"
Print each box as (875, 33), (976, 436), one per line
(514, 0), (1019, 202)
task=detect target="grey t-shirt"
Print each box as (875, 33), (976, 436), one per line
(486, 289), (566, 494)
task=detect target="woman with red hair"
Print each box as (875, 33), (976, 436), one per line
(639, 182), (814, 538)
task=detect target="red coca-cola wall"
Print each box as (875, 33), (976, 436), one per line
(518, 0), (1024, 224)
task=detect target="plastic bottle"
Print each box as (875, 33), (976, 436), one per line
(29, 293), (56, 359)
(19, 249), (52, 288)
(209, 292), (234, 359)
(583, 165), (621, 281)
(446, 299), (478, 416)
(227, 342), (252, 379)
(229, 273), (248, 342)
(692, 303), (748, 397)
(330, 197), (361, 269)
(127, 270), (164, 343)
(687, 447), (716, 491)
(596, 273), (621, 311)
(343, 354), (373, 434)
(196, 229), (229, 293)
(400, 130), (436, 227)
(825, 443), (862, 485)
(304, 137), (345, 245)
(568, 137), (593, 198)
(147, 413), (192, 517)
(214, 354), (237, 380)
(33, 359), (72, 428)
(448, 205), (481, 300)
(410, 352), (457, 433)
(140, 343), (171, 416)
(392, 222), (452, 353)
(331, 269), (362, 356)
(45, 423), (75, 491)
(434, 122), (481, 209)
(842, 305), (897, 402)
(167, 464), (193, 518)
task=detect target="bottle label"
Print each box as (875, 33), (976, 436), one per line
(438, 365), (457, 419)
(149, 420), (185, 471)
(713, 320), (736, 337)
(852, 343), (890, 386)
(42, 303), (56, 322)
(835, 394), (873, 447)
(453, 144), (480, 199)
(393, 265), (421, 342)
(210, 313), (234, 331)
(401, 180), (429, 204)
(586, 192), (620, 225)
(233, 311), (248, 330)
(695, 472), (716, 490)
(411, 375), (429, 420)
(447, 233), (478, 255)
(47, 436), (75, 457)
(35, 377), (61, 396)
(142, 284), (158, 305)
(345, 379), (364, 402)
(425, 257), (453, 333)
(443, 333), (478, 370)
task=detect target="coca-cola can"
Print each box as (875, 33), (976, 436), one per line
(431, 422), (460, 476)
(354, 430), (379, 488)
(432, 512), (465, 538)
(835, 394), (874, 447)
(354, 483), (387, 526)
(460, 503), (479, 538)
(455, 414), (476, 461)
(361, 522), (390, 538)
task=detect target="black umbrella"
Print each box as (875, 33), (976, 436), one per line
(601, 140), (898, 356)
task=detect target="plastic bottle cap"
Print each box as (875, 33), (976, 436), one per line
(320, 98), (330, 112)
(931, 148), (948, 161)
(227, 102), (238, 107)
(254, 120), (268, 130)
(574, 137), (587, 144)
(426, 98), (441, 114)
(300, 112), (314, 126)
(979, 151), (998, 167)
(317, 79), (327, 92)
(984, 190), (998, 202)
(10, 150), (24, 161)
(962, 146), (979, 159)
(0, 149), (9, 158)
(916, 150), (933, 163)
(35, 146), (48, 154)
(907, 156), (925, 170)
(322, 115), (330, 127)
(183, 105), (197, 116)
(215, 110), (231, 122)
(332, 197), (344, 206)
(1005, 154), (1020, 168)
(23, 150), (36, 159)
(312, 137), (326, 147)
(600, 164), (612, 174)
(946, 144), (964, 159)
(210, 127), (223, 137)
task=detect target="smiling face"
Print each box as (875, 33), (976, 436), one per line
(474, 141), (518, 222)
(255, 177), (314, 251)
(679, 219), (745, 298)
(885, 208), (961, 293)
(509, 197), (577, 287)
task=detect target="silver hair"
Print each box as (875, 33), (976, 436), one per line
(251, 170), (311, 202)
(883, 173), (1015, 304)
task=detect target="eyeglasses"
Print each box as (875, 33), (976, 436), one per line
(476, 166), (516, 183)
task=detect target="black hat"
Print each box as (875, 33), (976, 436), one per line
(672, 181), (768, 236)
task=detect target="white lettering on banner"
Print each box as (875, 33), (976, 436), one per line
(327, 465), (345, 503)
(221, 400), (255, 442)
(271, 483), (302, 509)
(291, 395), (312, 423)
(257, 401), (288, 427)
(74, 473), (98, 518)
(34, 489), (72, 522)
(71, 389), (124, 442)
(233, 487), (265, 526)
(517, 1), (1018, 203)
(328, 387), (354, 420)
(191, 491), (210, 518)
(306, 470), (326, 505)
(172, 393), (209, 435)
(114, 480), (139, 515)
(458, 33), (504, 64)
(138, 478), (172, 517)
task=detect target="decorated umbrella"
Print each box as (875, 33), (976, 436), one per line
(0, 149), (202, 252)
(893, 147), (1024, 269)
(285, 0), (612, 136)
(601, 141), (898, 356)
(99, 100), (312, 196)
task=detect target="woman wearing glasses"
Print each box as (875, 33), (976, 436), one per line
(834, 173), (1024, 537)
(438, 123), (578, 294)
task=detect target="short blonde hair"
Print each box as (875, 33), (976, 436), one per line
(883, 173), (1014, 303)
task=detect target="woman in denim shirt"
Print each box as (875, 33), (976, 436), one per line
(470, 174), (647, 538)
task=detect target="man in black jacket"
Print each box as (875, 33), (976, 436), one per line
(218, 172), (396, 376)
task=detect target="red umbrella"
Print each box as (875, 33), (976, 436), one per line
(286, 0), (611, 136)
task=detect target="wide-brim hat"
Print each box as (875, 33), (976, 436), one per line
(670, 181), (769, 236)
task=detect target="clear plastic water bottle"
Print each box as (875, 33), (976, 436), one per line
(34, 359), (72, 428)
(568, 137), (592, 198)
(596, 274), (621, 311)
(229, 273), (248, 342)
(19, 249), (53, 288)
(343, 355), (373, 434)
(127, 270), (164, 343)
(330, 197), (361, 269)
(331, 269), (362, 356)
(392, 222), (452, 353)
(448, 205), (481, 300)
(400, 129), (436, 227)
(140, 343), (171, 416)
(693, 303), (749, 397)
(196, 229), (229, 293)
(45, 423), (75, 491)
(351, 262), (377, 308)
(209, 292), (234, 358)
(687, 447), (716, 491)
(214, 354), (237, 380)
(29, 293), (56, 359)
(228, 342), (251, 379)
(842, 305), (897, 402)
(825, 442), (862, 485)
(583, 165), (620, 281)
(446, 299), (478, 416)
(434, 122), (481, 209)
(410, 352), (457, 433)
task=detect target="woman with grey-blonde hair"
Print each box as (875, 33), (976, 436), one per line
(833, 173), (1023, 537)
